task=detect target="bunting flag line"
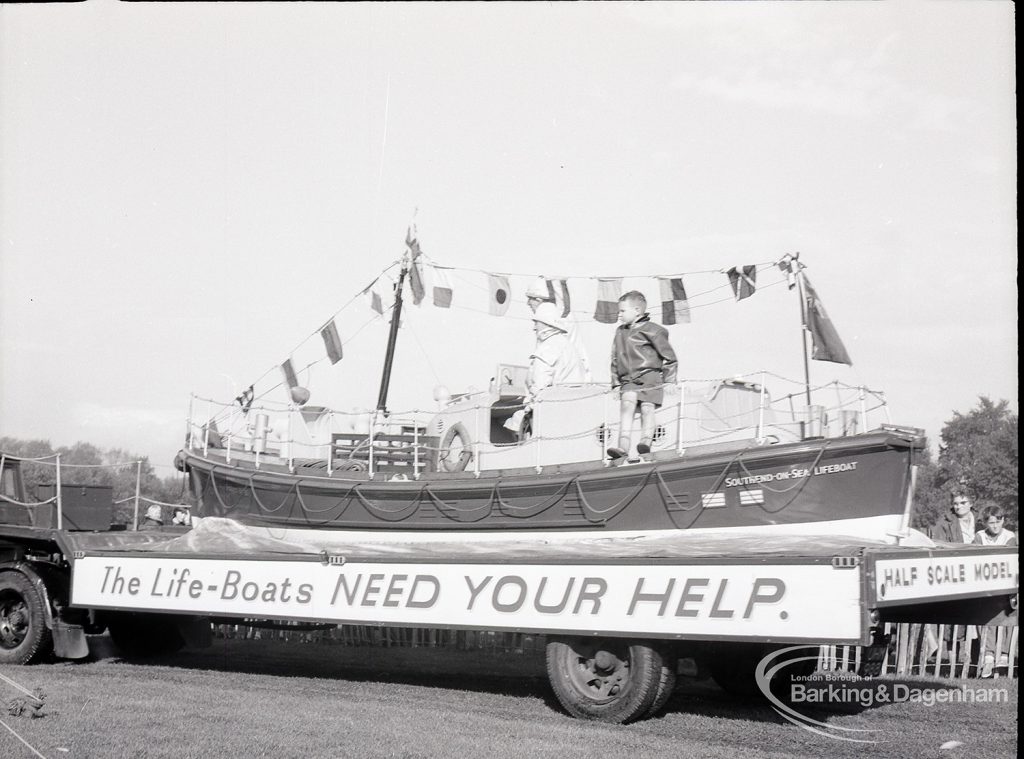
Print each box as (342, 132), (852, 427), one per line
(406, 229), (426, 305)
(658, 277), (691, 325)
(803, 274), (853, 365)
(431, 265), (453, 308)
(594, 278), (622, 323)
(727, 266), (757, 301)
(488, 273), (512, 316)
(320, 320), (344, 364)
(281, 359), (299, 390)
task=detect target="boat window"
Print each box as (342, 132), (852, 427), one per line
(1, 465), (17, 499)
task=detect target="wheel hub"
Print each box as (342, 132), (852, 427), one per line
(0, 601), (30, 648)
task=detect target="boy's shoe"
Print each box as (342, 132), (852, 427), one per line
(606, 447), (627, 460)
(636, 439), (652, 455)
(998, 654), (1010, 668)
(980, 653), (995, 678)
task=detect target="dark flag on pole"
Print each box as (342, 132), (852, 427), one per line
(406, 228), (426, 305)
(803, 275), (852, 365)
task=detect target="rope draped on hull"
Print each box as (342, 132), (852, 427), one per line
(182, 432), (912, 534)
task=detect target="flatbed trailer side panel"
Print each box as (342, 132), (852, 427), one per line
(70, 552), (871, 644)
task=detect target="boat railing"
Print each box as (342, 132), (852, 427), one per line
(185, 373), (891, 477)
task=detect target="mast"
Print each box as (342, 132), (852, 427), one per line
(376, 256), (408, 414)
(794, 258), (813, 407)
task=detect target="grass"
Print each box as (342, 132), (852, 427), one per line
(0, 637), (1017, 759)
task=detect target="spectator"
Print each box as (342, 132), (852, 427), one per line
(926, 490), (977, 669)
(171, 506), (192, 527)
(140, 504), (163, 530)
(973, 503), (1017, 547)
(928, 490), (976, 544)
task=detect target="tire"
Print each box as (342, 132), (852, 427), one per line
(0, 571), (54, 665)
(546, 637), (673, 723)
(645, 652), (679, 718)
(105, 612), (186, 658)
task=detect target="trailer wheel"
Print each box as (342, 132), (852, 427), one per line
(546, 637), (673, 723)
(0, 572), (53, 665)
(106, 612), (185, 658)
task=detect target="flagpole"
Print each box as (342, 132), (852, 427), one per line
(794, 260), (812, 407)
(376, 255), (408, 414)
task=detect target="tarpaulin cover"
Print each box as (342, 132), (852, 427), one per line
(60, 517), (943, 563)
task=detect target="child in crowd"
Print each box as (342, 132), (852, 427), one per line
(973, 504), (1016, 546)
(974, 503), (1016, 677)
(608, 291), (678, 460)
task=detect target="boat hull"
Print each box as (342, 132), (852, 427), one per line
(179, 431), (917, 542)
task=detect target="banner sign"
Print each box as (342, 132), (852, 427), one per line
(872, 552), (1018, 606)
(72, 557), (866, 642)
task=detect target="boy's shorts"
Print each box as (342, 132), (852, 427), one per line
(619, 370), (665, 406)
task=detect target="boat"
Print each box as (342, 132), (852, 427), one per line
(175, 240), (924, 545)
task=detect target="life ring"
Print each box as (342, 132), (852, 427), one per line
(439, 422), (473, 473)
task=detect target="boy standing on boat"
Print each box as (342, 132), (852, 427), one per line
(608, 291), (678, 460)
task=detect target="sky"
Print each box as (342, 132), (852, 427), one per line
(0, 1), (1017, 476)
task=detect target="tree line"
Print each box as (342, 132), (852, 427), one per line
(910, 397), (1018, 532)
(0, 437), (192, 524)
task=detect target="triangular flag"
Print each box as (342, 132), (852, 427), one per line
(405, 228), (425, 305)
(281, 359), (299, 390)
(727, 266), (757, 301)
(431, 265), (453, 308)
(488, 273), (511, 316)
(320, 320), (344, 364)
(803, 274), (852, 365)
(593, 278), (622, 323)
(658, 277), (690, 325)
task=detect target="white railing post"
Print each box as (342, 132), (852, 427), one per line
(603, 389), (611, 465)
(413, 422), (420, 480)
(473, 405), (481, 477)
(226, 406), (235, 464)
(327, 411), (334, 476)
(287, 406), (294, 473)
(368, 412), (376, 479)
(676, 381), (686, 455)
(55, 454), (63, 530)
(187, 394), (196, 450)
(134, 461), (142, 531)
(757, 371), (767, 443)
(203, 398), (210, 456)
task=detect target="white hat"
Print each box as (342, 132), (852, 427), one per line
(525, 277), (553, 300)
(532, 302), (567, 332)
(145, 504), (163, 523)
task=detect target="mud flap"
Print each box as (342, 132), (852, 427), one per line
(52, 620), (90, 660)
